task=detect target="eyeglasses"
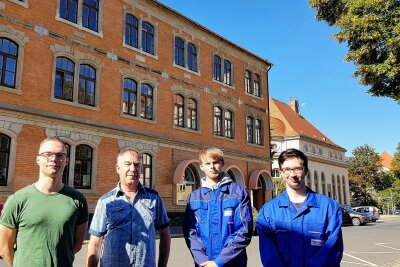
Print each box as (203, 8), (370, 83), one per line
(38, 152), (67, 161)
(281, 167), (304, 175)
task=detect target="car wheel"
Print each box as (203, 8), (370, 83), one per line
(372, 219), (376, 222)
(352, 217), (361, 226)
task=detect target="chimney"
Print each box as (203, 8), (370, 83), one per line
(289, 97), (300, 114)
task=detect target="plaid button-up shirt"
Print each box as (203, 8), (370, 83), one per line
(89, 183), (170, 267)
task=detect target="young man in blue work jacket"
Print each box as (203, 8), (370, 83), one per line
(256, 148), (343, 267)
(183, 147), (253, 267)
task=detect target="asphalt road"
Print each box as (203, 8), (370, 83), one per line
(1, 215), (399, 266)
(341, 215), (400, 267)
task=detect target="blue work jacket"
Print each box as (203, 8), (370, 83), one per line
(183, 174), (253, 267)
(256, 188), (343, 267)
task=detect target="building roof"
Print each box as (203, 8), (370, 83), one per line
(381, 151), (393, 170)
(269, 98), (343, 149)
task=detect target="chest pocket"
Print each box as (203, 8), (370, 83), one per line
(138, 198), (155, 225)
(222, 199), (240, 233)
(190, 201), (208, 223)
(307, 223), (326, 246)
(106, 202), (131, 227)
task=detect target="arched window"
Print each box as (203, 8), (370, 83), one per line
(184, 165), (199, 190)
(0, 133), (11, 186)
(187, 98), (197, 130)
(254, 74), (261, 97)
(245, 70), (252, 94)
(82, 0), (99, 32)
(140, 153), (152, 187)
(140, 83), (153, 119)
(306, 172), (311, 187)
(78, 64), (96, 106)
(125, 14), (138, 48)
(174, 37), (185, 67)
(213, 55), (222, 81)
(74, 144), (92, 189)
(123, 78), (137, 116)
(0, 38), (18, 88)
(255, 119), (262, 145)
(60, 0), (78, 23)
(224, 110), (233, 138)
(55, 57), (74, 101)
(213, 106), (223, 136)
(188, 43), (197, 72)
(62, 143), (71, 184)
(142, 22), (154, 54)
(314, 171), (319, 192)
(223, 60), (232, 85)
(321, 173), (326, 195)
(246, 116), (254, 143)
(174, 94), (184, 127)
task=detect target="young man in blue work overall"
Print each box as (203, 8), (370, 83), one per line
(183, 147), (253, 267)
(256, 148), (343, 267)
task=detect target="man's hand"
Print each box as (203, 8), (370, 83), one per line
(200, 260), (218, 267)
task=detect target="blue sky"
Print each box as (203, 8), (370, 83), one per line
(160, 0), (399, 157)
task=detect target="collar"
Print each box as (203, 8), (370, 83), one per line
(278, 187), (319, 208)
(201, 172), (232, 193)
(115, 182), (145, 197)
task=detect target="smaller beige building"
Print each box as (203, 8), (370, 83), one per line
(269, 98), (350, 205)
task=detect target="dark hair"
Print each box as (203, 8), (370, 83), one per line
(278, 148), (308, 174)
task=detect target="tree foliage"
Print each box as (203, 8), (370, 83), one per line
(391, 142), (400, 178)
(308, 0), (400, 102)
(347, 144), (382, 205)
(347, 144), (382, 185)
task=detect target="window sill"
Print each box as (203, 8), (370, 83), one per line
(172, 63), (200, 77)
(55, 16), (104, 38)
(173, 125), (200, 134)
(0, 85), (22, 95)
(50, 97), (100, 112)
(212, 79), (234, 90)
(122, 43), (158, 60)
(8, 0), (28, 8)
(213, 135), (237, 143)
(121, 113), (157, 124)
(244, 91), (263, 100)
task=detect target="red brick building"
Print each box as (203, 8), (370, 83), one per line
(0, 0), (273, 217)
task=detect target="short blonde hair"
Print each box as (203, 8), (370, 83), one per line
(198, 147), (224, 164)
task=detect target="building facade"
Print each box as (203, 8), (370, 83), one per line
(269, 98), (350, 205)
(0, 0), (273, 217)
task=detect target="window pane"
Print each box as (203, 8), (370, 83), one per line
(188, 43), (197, 72)
(74, 145), (92, 189)
(140, 84), (153, 119)
(142, 22), (154, 54)
(213, 55), (221, 81)
(0, 38), (18, 88)
(214, 106), (222, 136)
(175, 37), (185, 67)
(0, 134), (11, 186)
(125, 14), (138, 47)
(79, 65), (96, 106)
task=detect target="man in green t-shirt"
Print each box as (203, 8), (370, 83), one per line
(0, 136), (88, 267)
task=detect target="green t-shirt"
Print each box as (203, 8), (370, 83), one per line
(0, 184), (88, 267)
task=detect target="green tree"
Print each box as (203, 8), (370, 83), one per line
(373, 171), (396, 191)
(347, 144), (382, 205)
(308, 0), (400, 102)
(391, 143), (400, 179)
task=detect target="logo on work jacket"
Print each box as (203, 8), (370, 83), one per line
(224, 209), (233, 216)
(311, 239), (324, 246)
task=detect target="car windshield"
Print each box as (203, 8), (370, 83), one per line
(342, 206), (355, 212)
